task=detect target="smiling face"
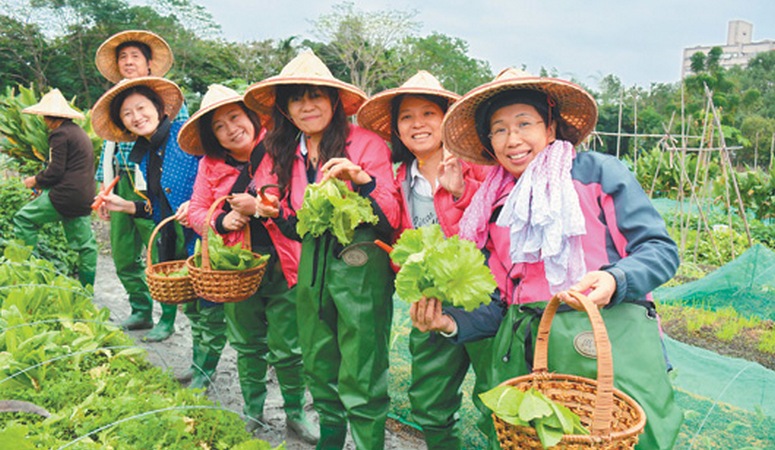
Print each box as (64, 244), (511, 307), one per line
(286, 87), (334, 139)
(117, 45), (151, 80)
(396, 95), (444, 159)
(211, 103), (256, 160)
(489, 103), (556, 178)
(119, 93), (161, 139)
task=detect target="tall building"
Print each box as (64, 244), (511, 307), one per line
(682, 20), (774, 78)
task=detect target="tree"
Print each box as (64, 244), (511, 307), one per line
(309, 1), (420, 94)
(706, 46), (723, 72)
(690, 51), (706, 74)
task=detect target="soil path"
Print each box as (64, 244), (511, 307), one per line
(91, 223), (425, 449)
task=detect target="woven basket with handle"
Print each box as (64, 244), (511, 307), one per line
(493, 291), (646, 449)
(145, 215), (196, 304)
(186, 195), (267, 303)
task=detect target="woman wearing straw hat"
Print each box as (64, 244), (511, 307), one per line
(244, 50), (400, 450)
(357, 70), (491, 449)
(411, 69), (683, 449)
(179, 84), (317, 443)
(13, 89), (98, 287)
(93, 30), (188, 341)
(91, 76), (227, 390)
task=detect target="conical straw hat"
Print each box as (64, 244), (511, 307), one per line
(178, 84), (267, 156)
(442, 68), (598, 165)
(244, 50), (367, 117)
(91, 76), (183, 142)
(356, 70), (459, 140)
(22, 89), (85, 120)
(95, 30), (174, 83)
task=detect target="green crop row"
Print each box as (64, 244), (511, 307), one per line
(0, 244), (282, 449)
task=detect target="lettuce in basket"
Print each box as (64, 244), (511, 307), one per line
(296, 178), (378, 246)
(480, 385), (589, 449)
(193, 230), (269, 271)
(391, 224), (496, 311)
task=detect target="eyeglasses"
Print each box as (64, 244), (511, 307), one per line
(488, 120), (545, 143)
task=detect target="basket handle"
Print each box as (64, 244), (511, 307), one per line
(201, 195), (252, 271)
(532, 291), (614, 436)
(146, 215), (178, 265)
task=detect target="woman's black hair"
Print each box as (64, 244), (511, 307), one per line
(389, 93), (449, 165)
(474, 89), (567, 161)
(109, 85), (165, 132)
(115, 41), (152, 66)
(264, 84), (349, 194)
(198, 102), (262, 160)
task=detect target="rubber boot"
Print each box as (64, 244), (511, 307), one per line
(286, 414), (319, 445)
(316, 423), (347, 450)
(189, 350), (221, 390)
(144, 303), (177, 342)
(120, 312), (153, 330)
(123, 294), (153, 330)
(78, 271), (96, 288)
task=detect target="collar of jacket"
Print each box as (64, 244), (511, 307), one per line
(128, 115), (172, 164)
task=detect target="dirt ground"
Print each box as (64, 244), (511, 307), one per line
(91, 221), (426, 449)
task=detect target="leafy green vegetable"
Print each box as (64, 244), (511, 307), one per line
(296, 178), (378, 245)
(480, 385), (590, 449)
(193, 230), (269, 271)
(391, 224), (496, 311)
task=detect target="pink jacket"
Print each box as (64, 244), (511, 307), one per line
(286, 125), (401, 233)
(395, 160), (489, 238)
(483, 152), (678, 306)
(188, 150), (303, 287)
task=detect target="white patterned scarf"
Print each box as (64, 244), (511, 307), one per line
(460, 140), (586, 294)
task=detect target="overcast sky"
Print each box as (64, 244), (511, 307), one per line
(195, 0), (774, 90)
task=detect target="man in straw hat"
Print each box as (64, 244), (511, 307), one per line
(245, 50), (400, 450)
(357, 70), (493, 449)
(93, 30), (191, 343)
(411, 68), (683, 449)
(13, 89), (98, 287)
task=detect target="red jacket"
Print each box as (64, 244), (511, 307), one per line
(395, 160), (489, 238)
(188, 149), (303, 287)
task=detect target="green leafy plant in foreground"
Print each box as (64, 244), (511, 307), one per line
(480, 384), (589, 449)
(296, 178), (378, 245)
(390, 225), (496, 311)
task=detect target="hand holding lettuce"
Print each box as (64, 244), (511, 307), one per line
(390, 224), (496, 311)
(296, 178), (378, 246)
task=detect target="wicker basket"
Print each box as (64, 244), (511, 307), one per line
(186, 195), (267, 303)
(493, 291), (646, 449)
(145, 216), (196, 304)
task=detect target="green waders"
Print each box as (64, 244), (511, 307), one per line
(12, 190), (97, 286)
(296, 229), (394, 450)
(109, 177), (157, 324)
(408, 329), (494, 450)
(180, 299), (226, 388)
(485, 302), (683, 450)
(223, 260), (305, 421)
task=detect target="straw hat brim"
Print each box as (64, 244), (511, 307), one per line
(442, 76), (598, 165)
(244, 76), (367, 118)
(95, 30), (174, 83)
(356, 86), (460, 141)
(178, 97), (256, 156)
(91, 77), (183, 142)
(22, 94), (85, 120)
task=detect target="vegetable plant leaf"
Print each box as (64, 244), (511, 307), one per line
(296, 178), (377, 245)
(392, 225), (496, 311)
